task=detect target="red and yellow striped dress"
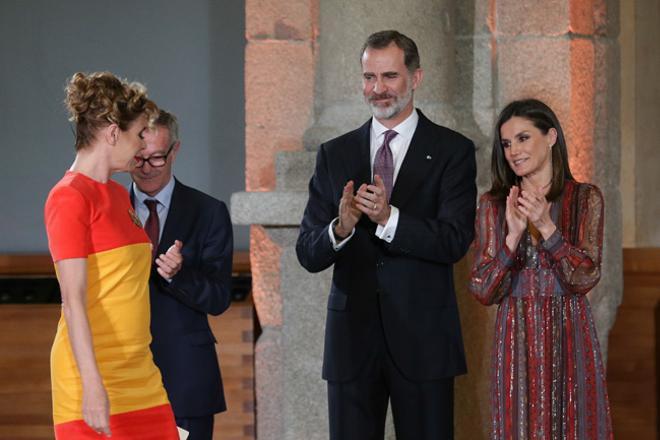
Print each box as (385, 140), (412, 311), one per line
(45, 171), (178, 439)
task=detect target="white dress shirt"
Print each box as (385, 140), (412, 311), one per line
(329, 109), (420, 250)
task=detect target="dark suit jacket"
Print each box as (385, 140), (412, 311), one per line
(131, 178), (233, 418)
(296, 110), (476, 383)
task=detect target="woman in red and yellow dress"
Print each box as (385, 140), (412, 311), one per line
(44, 72), (179, 439)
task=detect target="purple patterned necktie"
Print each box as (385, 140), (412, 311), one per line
(373, 129), (397, 202)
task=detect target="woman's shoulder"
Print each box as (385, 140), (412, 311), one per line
(49, 171), (102, 196)
(478, 191), (503, 207)
(47, 172), (92, 204)
(565, 180), (603, 202)
(107, 178), (130, 198)
(46, 172), (123, 216)
(475, 192), (505, 221)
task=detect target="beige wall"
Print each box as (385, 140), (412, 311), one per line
(621, 0), (660, 247)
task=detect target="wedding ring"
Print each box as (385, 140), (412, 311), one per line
(373, 203), (377, 210)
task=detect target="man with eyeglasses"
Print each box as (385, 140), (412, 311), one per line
(130, 110), (233, 439)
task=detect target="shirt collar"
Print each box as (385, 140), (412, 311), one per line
(132, 175), (175, 210)
(371, 108), (419, 142)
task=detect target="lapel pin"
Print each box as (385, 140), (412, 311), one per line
(128, 208), (143, 228)
(426, 155), (432, 160)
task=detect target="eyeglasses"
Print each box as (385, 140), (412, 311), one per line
(134, 143), (175, 168)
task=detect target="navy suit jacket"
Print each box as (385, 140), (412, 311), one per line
(132, 178), (233, 418)
(296, 110), (477, 382)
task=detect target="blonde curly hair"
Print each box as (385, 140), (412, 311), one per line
(65, 72), (158, 150)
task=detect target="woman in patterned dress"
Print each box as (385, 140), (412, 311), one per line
(468, 99), (613, 439)
(44, 72), (180, 439)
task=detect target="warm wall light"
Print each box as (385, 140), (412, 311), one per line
(249, 225), (283, 327)
(567, 39), (596, 182)
(244, 41), (315, 192)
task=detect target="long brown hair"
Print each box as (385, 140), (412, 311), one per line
(489, 99), (574, 201)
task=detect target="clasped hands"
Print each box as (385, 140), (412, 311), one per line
(334, 175), (390, 239)
(505, 185), (556, 251)
(155, 240), (184, 280)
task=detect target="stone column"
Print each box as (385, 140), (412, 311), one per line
(233, 151), (325, 440)
(239, 1), (321, 439)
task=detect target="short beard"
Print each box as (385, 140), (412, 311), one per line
(366, 82), (413, 121)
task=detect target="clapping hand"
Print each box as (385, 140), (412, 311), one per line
(156, 240), (183, 280)
(334, 181), (362, 239)
(505, 186), (526, 252)
(517, 188), (556, 240)
(355, 175), (391, 226)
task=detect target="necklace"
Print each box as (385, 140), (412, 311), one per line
(521, 178), (551, 193)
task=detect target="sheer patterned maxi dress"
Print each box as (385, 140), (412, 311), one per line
(44, 171), (179, 439)
(468, 180), (613, 440)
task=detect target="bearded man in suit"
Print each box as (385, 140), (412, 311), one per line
(296, 30), (477, 440)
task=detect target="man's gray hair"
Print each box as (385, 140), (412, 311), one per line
(360, 30), (420, 72)
(154, 110), (179, 145)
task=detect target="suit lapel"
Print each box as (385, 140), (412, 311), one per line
(390, 111), (440, 208)
(353, 119), (372, 188)
(129, 185), (136, 209)
(344, 119), (376, 232)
